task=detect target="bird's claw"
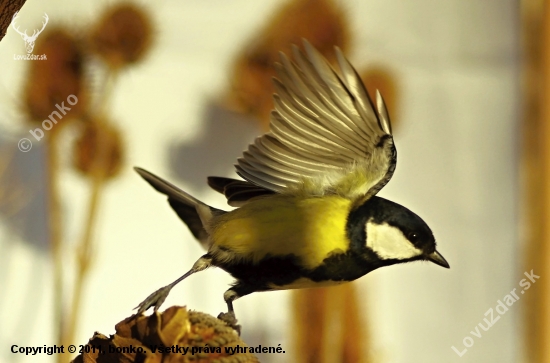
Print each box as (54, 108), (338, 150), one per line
(217, 311), (241, 335)
(134, 285), (172, 314)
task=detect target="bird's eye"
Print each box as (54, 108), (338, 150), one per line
(407, 232), (419, 243)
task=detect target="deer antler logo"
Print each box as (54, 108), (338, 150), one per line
(11, 12), (49, 54)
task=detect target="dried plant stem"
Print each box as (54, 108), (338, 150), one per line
(522, 1), (550, 361)
(45, 135), (65, 363)
(93, 69), (118, 116)
(64, 155), (107, 363)
(64, 70), (117, 363)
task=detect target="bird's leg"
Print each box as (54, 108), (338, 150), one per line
(135, 254), (212, 314)
(218, 288), (241, 334)
(217, 283), (256, 334)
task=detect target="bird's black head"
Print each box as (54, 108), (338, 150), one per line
(347, 196), (449, 269)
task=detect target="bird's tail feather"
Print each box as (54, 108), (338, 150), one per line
(134, 167), (224, 249)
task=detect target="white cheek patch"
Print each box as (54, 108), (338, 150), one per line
(365, 222), (423, 260)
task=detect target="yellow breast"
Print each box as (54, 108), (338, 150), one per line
(209, 195), (352, 270)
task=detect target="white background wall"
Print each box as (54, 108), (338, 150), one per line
(0, 1), (520, 362)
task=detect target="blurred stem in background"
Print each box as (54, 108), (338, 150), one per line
(64, 71), (121, 362)
(522, 0), (550, 362)
(12, 4), (151, 363)
(22, 27), (88, 362)
(62, 3), (151, 360)
(45, 134), (65, 354)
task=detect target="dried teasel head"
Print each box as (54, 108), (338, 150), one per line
(71, 306), (260, 363)
(89, 3), (153, 69)
(225, 0), (349, 130)
(73, 120), (124, 180)
(23, 27), (87, 127)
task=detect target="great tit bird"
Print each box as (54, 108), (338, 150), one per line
(134, 40), (449, 327)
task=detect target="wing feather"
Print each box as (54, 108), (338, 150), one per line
(303, 43), (372, 138)
(246, 146), (313, 176)
(279, 53), (367, 147)
(292, 46), (369, 147)
(207, 176), (275, 207)
(256, 136), (338, 174)
(230, 40), (396, 202)
(251, 143), (335, 174)
(275, 86), (366, 154)
(271, 101), (360, 159)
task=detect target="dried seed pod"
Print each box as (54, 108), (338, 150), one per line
(71, 306), (260, 363)
(225, 0), (349, 130)
(23, 27), (87, 126)
(73, 120), (124, 179)
(89, 3), (153, 69)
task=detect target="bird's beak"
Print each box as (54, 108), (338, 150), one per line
(426, 250), (450, 268)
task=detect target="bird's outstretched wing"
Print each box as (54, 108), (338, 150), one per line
(223, 40), (396, 206)
(207, 176), (275, 207)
